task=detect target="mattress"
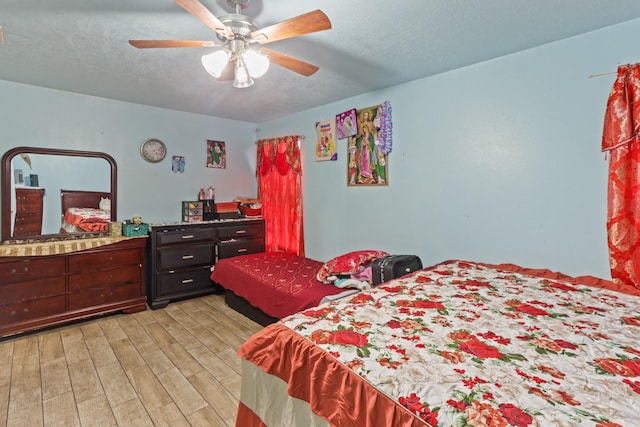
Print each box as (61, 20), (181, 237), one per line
(238, 260), (640, 426)
(210, 251), (350, 320)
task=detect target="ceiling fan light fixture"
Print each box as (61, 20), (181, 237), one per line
(201, 50), (230, 78)
(233, 57), (254, 88)
(242, 49), (270, 78)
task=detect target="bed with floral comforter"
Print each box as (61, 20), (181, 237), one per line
(237, 260), (640, 426)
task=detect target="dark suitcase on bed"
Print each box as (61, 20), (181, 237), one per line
(371, 255), (423, 285)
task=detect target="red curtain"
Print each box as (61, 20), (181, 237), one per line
(602, 63), (640, 289)
(256, 135), (305, 256)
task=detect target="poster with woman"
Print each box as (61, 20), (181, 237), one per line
(347, 104), (388, 186)
(206, 140), (226, 168)
(315, 119), (337, 161)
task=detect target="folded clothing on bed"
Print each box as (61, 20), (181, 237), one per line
(210, 252), (348, 319)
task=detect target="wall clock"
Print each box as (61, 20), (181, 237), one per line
(140, 138), (167, 163)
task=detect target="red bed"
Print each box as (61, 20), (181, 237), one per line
(60, 189), (111, 233)
(237, 260), (640, 426)
(210, 252), (353, 325)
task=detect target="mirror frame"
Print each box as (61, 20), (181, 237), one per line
(1, 146), (117, 242)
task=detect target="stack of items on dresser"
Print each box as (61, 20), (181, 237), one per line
(215, 201), (240, 219)
(234, 197), (262, 218)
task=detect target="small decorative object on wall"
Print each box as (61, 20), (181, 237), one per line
(336, 108), (357, 140)
(140, 138), (167, 163)
(19, 153), (32, 169)
(172, 156), (185, 173)
(315, 119), (337, 161)
(348, 102), (392, 186)
(207, 140), (226, 168)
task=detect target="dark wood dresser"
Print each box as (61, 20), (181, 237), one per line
(0, 237), (147, 338)
(146, 219), (264, 309)
(13, 187), (44, 237)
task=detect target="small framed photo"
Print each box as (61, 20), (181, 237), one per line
(14, 169), (24, 185)
(172, 156), (185, 173)
(207, 140), (226, 168)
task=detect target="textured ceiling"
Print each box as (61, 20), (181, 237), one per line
(1, 0), (640, 123)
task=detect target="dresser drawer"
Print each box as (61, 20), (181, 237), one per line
(157, 267), (213, 297)
(0, 277), (66, 304)
(0, 257), (65, 284)
(14, 212), (42, 226)
(69, 248), (141, 273)
(69, 265), (142, 291)
(68, 282), (142, 311)
(157, 228), (214, 246)
(217, 223), (263, 240)
(0, 295), (66, 324)
(217, 238), (264, 259)
(157, 243), (214, 269)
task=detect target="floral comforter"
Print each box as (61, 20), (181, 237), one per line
(277, 260), (640, 426)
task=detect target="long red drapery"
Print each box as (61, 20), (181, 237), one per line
(256, 135), (305, 256)
(602, 63), (640, 289)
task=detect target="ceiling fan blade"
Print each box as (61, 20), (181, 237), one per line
(129, 40), (218, 49)
(174, 0), (234, 39)
(260, 48), (319, 77)
(251, 10), (331, 44)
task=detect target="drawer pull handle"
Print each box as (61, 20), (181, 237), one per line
(182, 255), (194, 260)
(181, 235), (195, 239)
(10, 310), (16, 316)
(10, 267), (29, 275)
(109, 256), (113, 262)
(235, 230), (247, 234)
(181, 279), (194, 284)
(237, 248), (248, 253)
(10, 269), (16, 274)
(23, 308), (29, 314)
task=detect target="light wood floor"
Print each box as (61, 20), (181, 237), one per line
(0, 294), (263, 427)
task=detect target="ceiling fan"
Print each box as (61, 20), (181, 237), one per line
(129, 0), (331, 88)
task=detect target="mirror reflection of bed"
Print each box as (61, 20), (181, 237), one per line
(60, 189), (111, 233)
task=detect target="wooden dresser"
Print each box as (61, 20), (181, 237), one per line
(147, 219), (264, 309)
(0, 237), (147, 338)
(13, 187), (44, 237)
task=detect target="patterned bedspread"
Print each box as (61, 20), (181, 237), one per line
(271, 260), (640, 426)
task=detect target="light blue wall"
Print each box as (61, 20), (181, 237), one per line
(2, 18), (638, 280)
(0, 81), (258, 227)
(257, 18), (640, 279)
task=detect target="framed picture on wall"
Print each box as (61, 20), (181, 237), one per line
(172, 156), (185, 173)
(347, 104), (388, 186)
(206, 140), (226, 168)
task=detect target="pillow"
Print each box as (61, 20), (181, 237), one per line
(99, 197), (111, 212)
(317, 250), (390, 283)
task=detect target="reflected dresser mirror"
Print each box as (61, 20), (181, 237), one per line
(1, 147), (117, 241)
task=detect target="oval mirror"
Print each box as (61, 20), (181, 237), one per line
(1, 147), (117, 241)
